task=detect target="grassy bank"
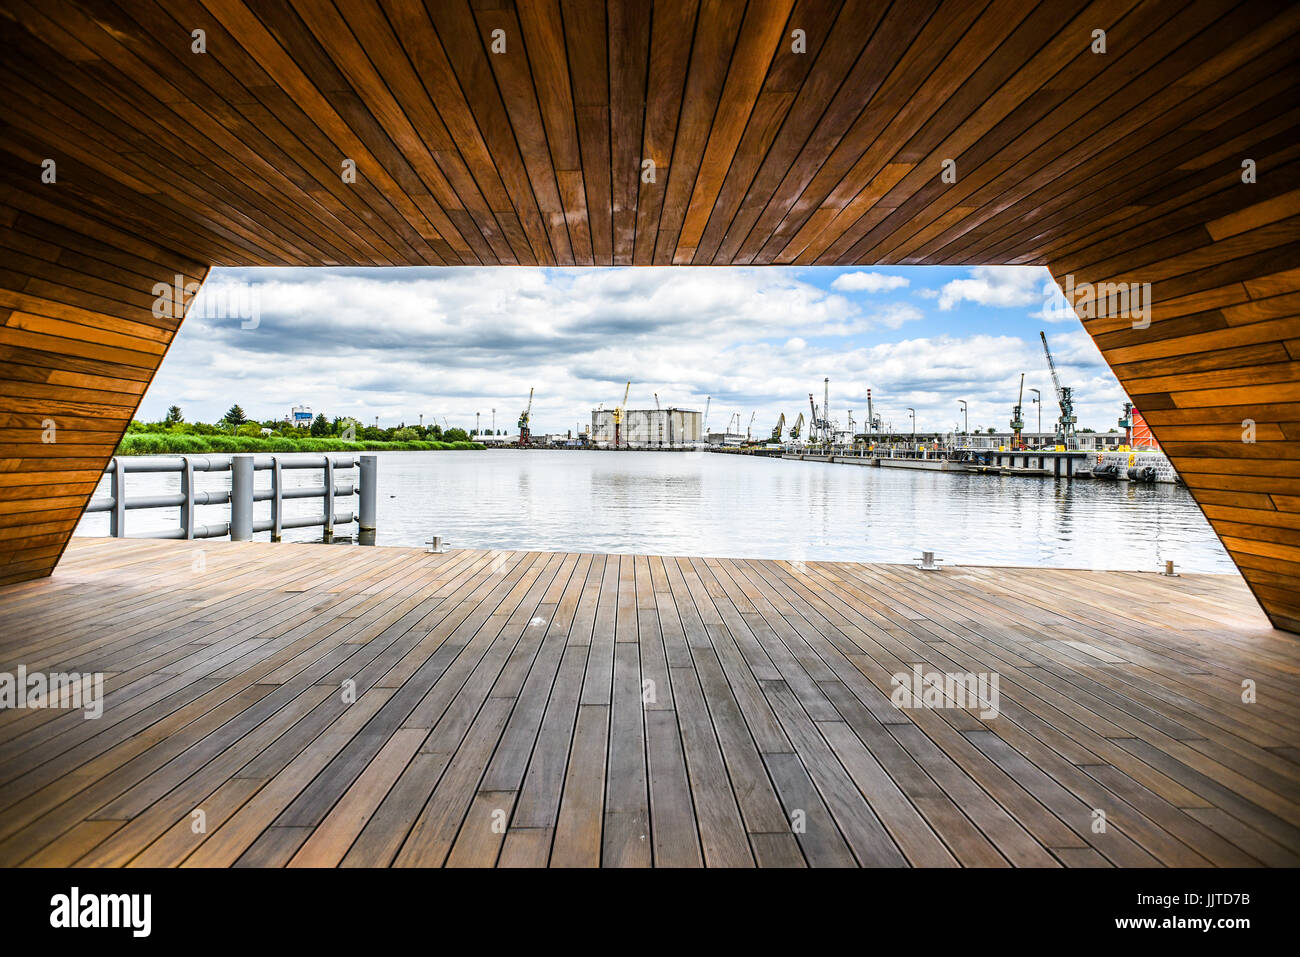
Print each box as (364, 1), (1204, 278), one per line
(117, 433), (485, 455)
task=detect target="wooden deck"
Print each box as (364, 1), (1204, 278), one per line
(1, 537), (1298, 868)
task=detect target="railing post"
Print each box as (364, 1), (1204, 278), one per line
(323, 456), (335, 540)
(109, 457), (126, 537)
(359, 455), (377, 533)
(230, 454), (254, 541)
(271, 457), (282, 542)
(180, 457), (195, 539)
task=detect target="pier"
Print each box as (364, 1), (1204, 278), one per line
(784, 449), (1094, 479)
(1, 538), (1295, 867)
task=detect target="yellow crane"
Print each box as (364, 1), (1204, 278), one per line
(612, 381), (631, 448)
(789, 412), (805, 442)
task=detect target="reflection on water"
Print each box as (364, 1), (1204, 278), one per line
(77, 450), (1233, 572)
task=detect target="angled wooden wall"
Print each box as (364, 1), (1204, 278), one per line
(1051, 192), (1300, 633)
(0, 181), (206, 586)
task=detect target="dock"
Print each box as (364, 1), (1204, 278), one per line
(1, 538), (1296, 867)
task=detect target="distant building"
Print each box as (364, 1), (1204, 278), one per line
(591, 408), (703, 448)
(291, 405), (313, 429)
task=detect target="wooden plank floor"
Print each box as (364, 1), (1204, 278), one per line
(1, 537), (1298, 868)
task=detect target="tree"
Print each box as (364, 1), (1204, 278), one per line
(444, 427), (470, 443)
(310, 413), (330, 437)
(164, 405), (184, 424)
(224, 404), (248, 425)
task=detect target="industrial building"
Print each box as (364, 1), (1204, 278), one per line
(591, 408), (703, 449)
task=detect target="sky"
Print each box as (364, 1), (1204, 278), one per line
(148, 264), (1127, 438)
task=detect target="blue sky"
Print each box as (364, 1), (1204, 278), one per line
(149, 264), (1124, 438)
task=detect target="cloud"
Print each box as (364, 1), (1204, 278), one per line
(830, 271), (909, 293)
(937, 265), (1047, 311)
(148, 265), (1127, 440)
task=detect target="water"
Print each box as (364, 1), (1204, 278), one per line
(75, 450), (1234, 573)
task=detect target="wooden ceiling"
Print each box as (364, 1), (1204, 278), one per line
(0, 0), (1297, 629)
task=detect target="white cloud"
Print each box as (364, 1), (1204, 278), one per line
(937, 265), (1048, 311)
(149, 265), (1126, 439)
(830, 271), (909, 293)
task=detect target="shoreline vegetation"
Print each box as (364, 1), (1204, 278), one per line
(117, 433), (485, 455)
(118, 404), (487, 455)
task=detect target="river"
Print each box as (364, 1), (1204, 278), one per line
(74, 449), (1234, 573)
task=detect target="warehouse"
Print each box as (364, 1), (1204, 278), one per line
(590, 408), (703, 449)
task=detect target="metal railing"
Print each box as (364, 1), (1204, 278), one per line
(85, 453), (377, 542)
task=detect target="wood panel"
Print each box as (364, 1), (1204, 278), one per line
(0, 0), (1296, 627)
(0, 177), (206, 585)
(1, 538), (1296, 867)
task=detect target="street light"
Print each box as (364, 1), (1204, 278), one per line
(958, 399), (968, 438)
(907, 407), (915, 450)
(1029, 388), (1042, 440)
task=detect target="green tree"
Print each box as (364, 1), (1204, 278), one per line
(224, 404), (248, 425)
(444, 427), (470, 443)
(393, 426), (418, 441)
(236, 422), (262, 437)
(310, 413), (331, 437)
(164, 405), (184, 424)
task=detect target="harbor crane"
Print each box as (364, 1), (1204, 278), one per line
(702, 396), (711, 434)
(789, 412), (804, 442)
(807, 376), (833, 446)
(612, 381), (631, 448)
(747, 412), (756, 442)
(771, 413), (785, 442)
(653, 392), (660, 410)
(1039, 331), (1077, 449)
(1010, 373), (1025, 449)
(518, 387), (534, 446)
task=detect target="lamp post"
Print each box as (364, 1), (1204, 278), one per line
(907, 407), (915, 451)
(1029, 388), (1041, 440)
(958, 399), (968, 439)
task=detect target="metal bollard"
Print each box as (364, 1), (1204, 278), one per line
(181, 456), (195, 539)
(359, 454), (377, 532)
(270, 457), (282, 542)
(109, 457), (126, 538)
(323, 456), (335, 540)
(230, 454), (254, 541)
